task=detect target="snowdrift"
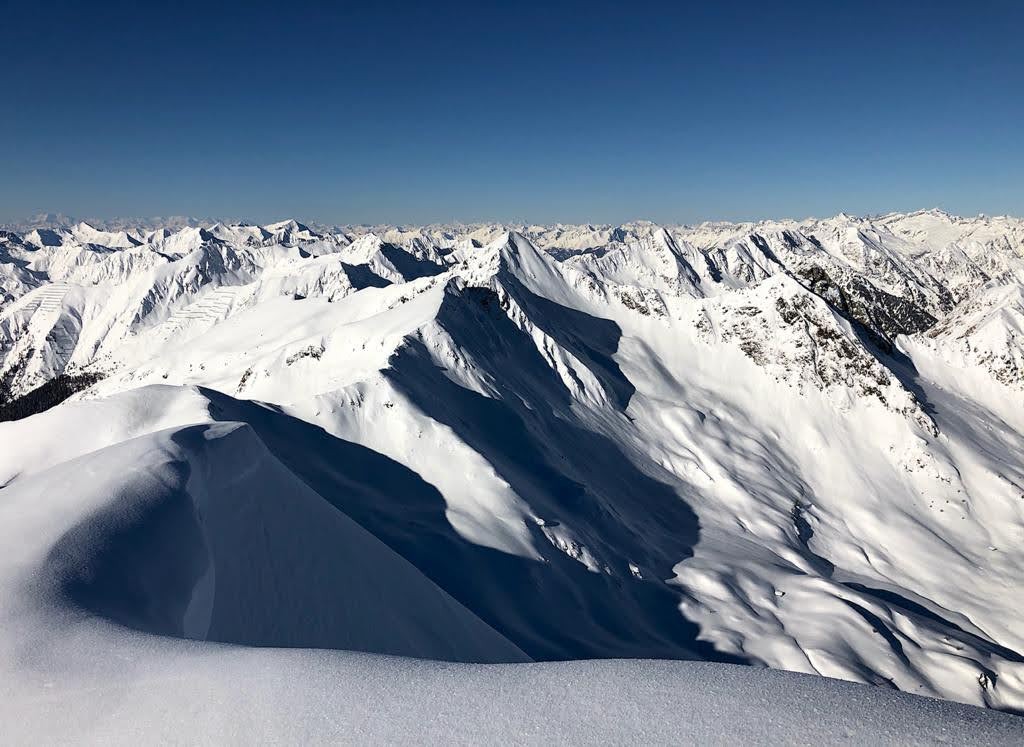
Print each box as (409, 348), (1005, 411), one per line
(2, 399), (523, 661)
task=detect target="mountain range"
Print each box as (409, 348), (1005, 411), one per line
(1, 208), (1023, 728)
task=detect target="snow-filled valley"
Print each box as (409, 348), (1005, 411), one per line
(1, 210), (1024, 741)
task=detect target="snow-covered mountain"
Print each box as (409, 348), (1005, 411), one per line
(2, 209), (1024, 727)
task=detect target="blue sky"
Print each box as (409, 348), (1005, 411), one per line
(2, 0), (1021, 224)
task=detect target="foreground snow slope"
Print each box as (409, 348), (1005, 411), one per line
(1, 210), (1024, 728)
(0, 389), (525, 661)
(0, 388), (1021, 744)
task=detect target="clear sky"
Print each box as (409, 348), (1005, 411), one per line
(2, 0), (1022, 225)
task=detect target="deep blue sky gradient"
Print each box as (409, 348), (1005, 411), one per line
(2, 0), (1022, 224)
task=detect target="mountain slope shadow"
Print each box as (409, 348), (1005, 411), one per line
(354, 283), (738, 663)
(499, 274), (636, 410)
(147, 267), (746, 663)
(203, 386), (740, 662)
(378, 243), (447, 281)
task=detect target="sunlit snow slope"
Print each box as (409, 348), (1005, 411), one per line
(1, 210), (1024, 727)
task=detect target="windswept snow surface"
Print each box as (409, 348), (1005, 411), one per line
(2, 210), (1024, 740)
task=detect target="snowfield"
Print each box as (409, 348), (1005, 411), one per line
(1, 210), (1024, 741)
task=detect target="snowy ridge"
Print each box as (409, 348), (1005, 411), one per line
(1, 211), (1024, 731)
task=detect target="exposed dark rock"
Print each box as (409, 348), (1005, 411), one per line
(0, 372), (103, 422)
(799, 265), (936, 352)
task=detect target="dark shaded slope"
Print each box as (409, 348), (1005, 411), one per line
(42, 421), (528, 662)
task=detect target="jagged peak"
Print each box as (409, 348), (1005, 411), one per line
(264, 218), (314, 234)
(24, 228), (66, 247)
